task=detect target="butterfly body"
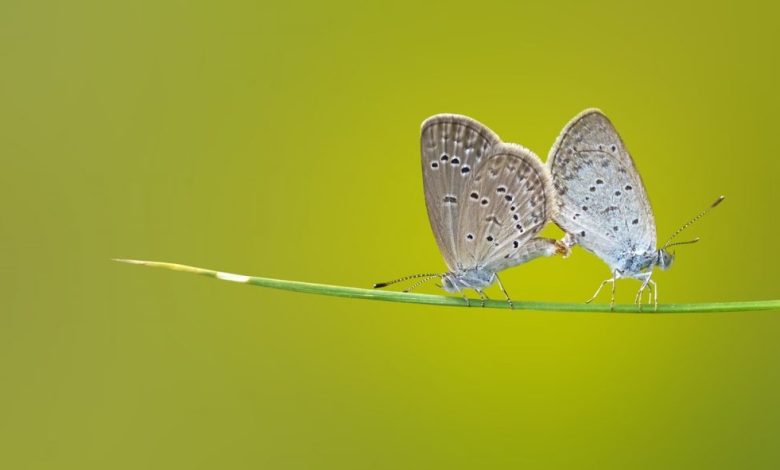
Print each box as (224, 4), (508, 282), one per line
(619, 251), (664, 277)
(564, 231), (673, 278)
(441, 268), (495, 293)
(441, 236), (563, 293)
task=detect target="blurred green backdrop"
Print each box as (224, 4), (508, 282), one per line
(2, 0), (780, 468)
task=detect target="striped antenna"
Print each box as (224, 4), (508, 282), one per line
(402, 275), (439, 293)
(661, 196), (725, 250)
(373, 273), (440, 289)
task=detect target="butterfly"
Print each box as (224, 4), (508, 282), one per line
(374, 114), (566, 307)
(547, 108), (723, 310)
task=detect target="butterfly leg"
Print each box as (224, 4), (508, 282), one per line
(476, 290), (489, 308)
(610, 272), (617, 310)
(646, 280), (658, 311)
(586, 272), (618, 310)
(648, 279), (658, 311)
(634, 273), (653, 312)
(461, 293), (471, 307)
(634, 287), (644, 311)
(494, 274), (514, 309)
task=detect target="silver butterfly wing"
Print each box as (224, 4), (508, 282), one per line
(547, 109), (656, 269)
(457, 143), (558, 272)
(421, 114), (501, 271)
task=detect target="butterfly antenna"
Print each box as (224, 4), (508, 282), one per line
(402, 275), (439, 293)
(665, 237), (701, 249)
(661, 196), (725, 250)
(373, 273), (440, 289)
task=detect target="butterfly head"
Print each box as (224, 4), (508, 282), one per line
(440, 273), (459, 293)
(656, 249), (675, 270)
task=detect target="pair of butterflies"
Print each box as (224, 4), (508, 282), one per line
(375, 109), (723, 309)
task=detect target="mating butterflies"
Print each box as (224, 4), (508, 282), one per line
(374, 114), (565, 306)
(547, 108), (723, 309)
(376, 109), (722, 310)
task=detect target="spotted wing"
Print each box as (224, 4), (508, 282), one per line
(455, 143), (557, 272)
(421, 114), (502, 271)
(547, 109), (656, 269)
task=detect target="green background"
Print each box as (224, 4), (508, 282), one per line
(2, 0), (780, 468)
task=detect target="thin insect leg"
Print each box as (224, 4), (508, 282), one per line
(640, 284), (652, 311)
(634, 291), (644, 312)
(586, 277), (614, 305)
(610, 271), (618, 311)
(634, 273), (652, 312)
(494, 274), (514, 310)
(634, 284), (643, 305)
(648, 280), (658, 311)
(634, 274), (649, 305)
(461, 293), (471, 307)
(476, 290), (489, 308)
(644, 280), (654, 307)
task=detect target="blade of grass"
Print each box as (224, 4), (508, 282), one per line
(113, 259), (780, 313)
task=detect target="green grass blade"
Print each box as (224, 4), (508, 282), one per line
(113, 259), (780, 313)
